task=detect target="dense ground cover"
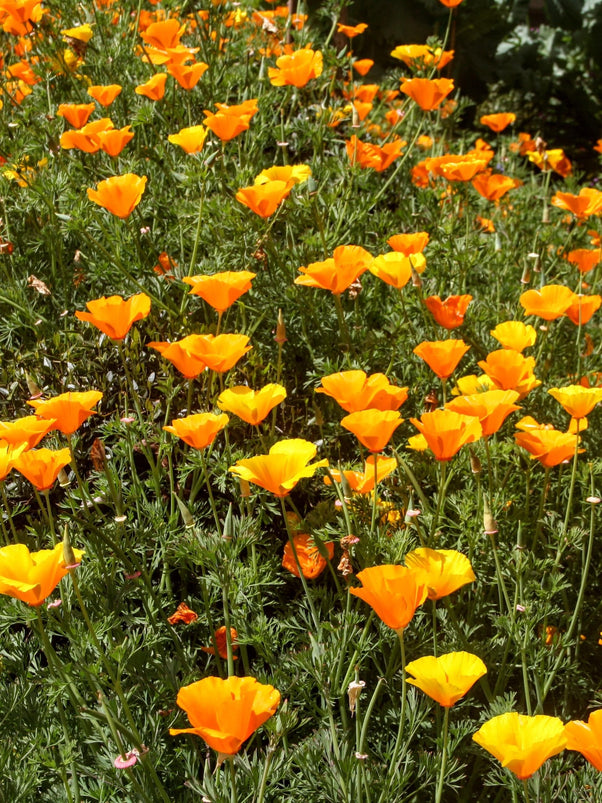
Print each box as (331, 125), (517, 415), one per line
(1, 0), (602, 800)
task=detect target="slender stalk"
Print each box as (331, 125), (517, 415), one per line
(280, 497), (320, 634)
(256, 746), (276, 803)
(435, 706), (450, 803)
(369, 456), (379, 538)
(333, 293), (351, 354)
(0, 482), (18, 542)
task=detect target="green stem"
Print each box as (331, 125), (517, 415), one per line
(256, 746), (276, 803)
(280, 497), (320, 634)
(435, 707), (450, 803)
(0, 482), (18, 542)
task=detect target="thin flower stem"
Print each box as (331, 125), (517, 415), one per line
(369, 455), (379, 538)
(43, 490), (57, 542)
(385, 630), (408, 789)
(358, 677), (384, 755)
(555, 419), (581, 563)
(256, 746), (276, 803)
(33, 607), (85, 710)
(531, 467), (551, 552)
(393, 448), (431, 514)
(432, 599), (438, 657)
(435, 706), (450, 803)
(228, 757), (238, 803)
(522, 779), (531, 803)
(430, 460), (447, 541)
(199, 451), (221, 532)
(0, 482), (18, 542)
(280, 497), (321, 635)
(221, 581), (235, 677)
(333, 293), (351, 354)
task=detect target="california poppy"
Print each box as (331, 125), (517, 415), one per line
(255, 164), (311, 186)
(75, 293), (151, 340)
(184, 334), (252, 373)
(316, 370), (408, 413)
(566, 248), (602, 274)
(410, 409), (482, 461)
(527, 148), (572, 178)
(325, 455), (397, 494)
(87, 84), (122, 107)
(167, 62), (209, 90)
(135, 72), (168, 100)
(61, 23), (94, 43)
(295, 245), (373, 295)
(282, 533), (334, 579)
(399, 77), (454, 111)
(217, 384), (286, 425)
(169, 675), (280, 756)
(565, 709), (602, 772)
(480, 113), (516, 132)
(182, 271), (256, 312)
(438, 0), (464, 6)
(350, 565), (428, 633)
(167, 602), (198, 625)
(369, 252), (419, 288)
(472, 172), (521, 202)
(514, 427), (580, 467)
(551, 188), (602, 219)
(28, 391), (103, 435)
(346, 136), (405, 172)
(87, 173), (147, 219)
(0, 442), (27, 482)
(148, 336), (208, 379)
(352, 59), (374, 76)
(61, 119), (115, 154)
(445, 389), (520, 436)
(0, 542), (84, 607)
(435, 157), (489, 183)
(472, 712), (567, 779)
(268, 48), (323, 87)
(519, 284), (576, 320)
(490, 321), (536, 352)
(236, 180), (293, 218)
(0, 416), (56, 450)
(390, 45), (454, 71)
(95, 125), (134, 157)
(337, 22), (368, 37)
(163, 413), (229, 450)
(13, 447), (72, 491)
(405, 652), (486, 708)
(56, 102), (95, 127)
(404, 547), (475, 599)
(168, 125), (208, 154)
(413, 339), (470, 380)
(387, 232), (429, 256)
(477, 350), (540, 399)
(548, 385), (602, 420)
(341, 409), (403, 453)
(140, 19), (186, 50)
(201, 626), (239, 660)
(565, 294), (601, 326)
(203, 111), (249, 141)
(229, 439), (328, 497)
(425, 295), (472, 329)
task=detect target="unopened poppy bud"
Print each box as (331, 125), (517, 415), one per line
(174, 494), (195, 529)
(470, 451), (482, 474)
(494, 233), (502, 252)
(58, 468), (70, 487)
(239, 478), (251, 498)
(62, 525), (77, 569)
(347, 679), (366, 715)
(410, 263), (423, 288)
(274, 308), (287, 344)
(483, 509), (498, 534)
(520, 264), (531, 284)
(222, 502), (234, 541)
(26, 374), (43, 399)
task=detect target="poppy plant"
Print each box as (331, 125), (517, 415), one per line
(316, 370), (408, 413)
(519, 284), (576, 320)
(346, 136), (405, 172)
(95, 125), (135, 157)
(163, 413), (229, 450)
(425, 295), (472, 329)
(182, 270), (256, 312)
(168, 124), (208, 154)
(390, 45), (454, 71)
(565, 294), (602, 326)
(28, 391), (103, 435)
(217, 384), (286, 425)
(387, 231), (429, 256)
(0, 416), (56, 450)
(548, 385), (602, 420)
(140, 18), (186, 50)
(527, 148), (572, 178)
(87, 84), (122, 107)
(255, 164), (311, 186)
(60, 119), (115, 154)
(551, 187), (602, 220)
(87, 173), (147, 219)
(413, 339), (470, 380)
(350, 565), (428, 633)
(13, 447), (72, 491)
(167, 62), (209, 90)
(56, 102), (95, 127)
(445, 389), (521, 437)
(480, 112), (516, 132)
(0, 442), (27, 482)
(167, 602), (198, 625)
(75, 293), (151, 340)
(405, 651), (486, 707)
(229, 439), (328, 497)
(477, 350), (540, 399)
(490, 321), (537, 352)
(203, 111), (249, 141)
(268, 47), (323, 87)
(201, 626), (239, 660)
(236, 180), (294, 218)
(410, 409), (482, 461)
(325, 455), (397, 494)
(336, 22), (368, 37)
(399, 77), (454, 111)
(472, 712), (567, 779)
(185, 334), (252, 374)
(135, 72), (167, 100)
(295, 245), (373, 295)
(0, 542), (84, 607)
(404, 548), (476, 599)
(148, 336), (208, 379)
(369, 252), (420, 289)
(170, 675), (280, 756)
(565, 709), (602, 771)
(282, 533), (334, 579)
(472, 172), (521, 202)
(341, 409), (403, 453)
(514, 427), (580, 468)
(566, 248), (602, 274)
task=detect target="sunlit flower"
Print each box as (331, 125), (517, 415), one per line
(316, 370), (408, 413)
(60, 119), (115, 154)
(182, 271), (256, 312)
(445, 389), (521, 436)
(337, 22), (368, 37)
(472, 172), (521, 202)
(406, 651), (486, 707)
(519, 284), (576, 320)
(163, 413), (229, 450)
(490, 321), (537, 352)
(404, 547), (475, 599)
(369, 252), (421, 288)
(135, 72), (167, 100)
(438, 0), (464, 6)
(390, 45), (453, 70)
(425, 295), (472, 329)
(203, 110), (249, 141)
(61, 23), (94, 43)
(87, 84), (122, 106)
(0, 442), (27, 481)
(350, 565), (428, 633)
(168, 124), (208, 154)
(480, 113), (516, 132)
(282, 533), (334, 579)
(0, 416), (56, 450)
(167, 602), (198, 625)
(551, 188), (602, 219)
(201, 626), (239, 660)
(452, 374), (495, 395)
(148, 336), (208, 379)
(28, 391), (103, 435)
(229, 439), (328, 497)
(341, 409), (403, 453)
(565, 294), (601, 326)
(87, 173), (147, 219)
(75, 293), (151, 340)
(548, 385), (602, 420)
(387, 232), (429, 256)
(346, 136), (405, 172)
(399, 77), (454, 111)
(268, 48), (323, 87)
(167, 62), (209, 89)
(0, 542), (84, 607)
(186, 333), (252, 373)
(56, 102), (95, 127)
(236, 180), (294, 218)
(170, 676), (280, 755)
(325, 455), (397, 494)
(472, 713), (567, 779)
(255, 164), (311, 185)
(565, 709), (602, 771)
(566, 248), (602, 274)
(217, 384), (287, 425)
(527, 149), (572, 178)
(13, 447), (72, 491)
(477, 350), (540, 399)
(352, 58), (374, 76)
(410, 410), (482, 461)
(295, 245), (373, 295)
(514, 427), (580, 467)
(413, 340), (470, 379)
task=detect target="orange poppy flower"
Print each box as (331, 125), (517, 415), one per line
(236, 180), (294, 218)
(87, 173), (147, 219)
(350, 565), (428, 633)
(510, 131), (537, 156)
(163, 413), (229, 450)
(0, 542), (84, 607)
(368, 252), (421, 289)
(56, 102), (96, 127)
(472, 172), (521, 202)
(140, 19), (186, 50)
(445, 389), (520, 436)
(352, 58), (374, 76)
(404, 547), (475, 600)
(167, 602), (198, 625)
(341, 409), (403, 452)
(168, 124), (208, 154)
(566, 248), (602, 274)
(295, 245), (373, 295)
(565, 294), (601, 325)
(13, 447), (72, 491)
(434, 157), (490, 183)
(87, 84), (122, 106)
(182, 270), (256, 312)
(413, 340), (470, 379)
(527, 149), (572, 178)
(61, 23), (94, 43)
(282, 533), (334, 579)
(565, 709), (602, 772)
(28, 391), (103, 435)
(410, 409), (482, 461)
(0, 442), (27, 482)
(188, 334), (252, 374)
(480, 112), (516, 132)
(514, 428), (580, 467)
(406, 651), (486, 708)
(148, 336), (207, 378)
(387, 231), (429, 256)
(325, 455), (397, 494)
(336, 22), (368, 37)
(135, 72), (168, 100)
(390, 45), (454, 70)
(214, 99), (259, 120)
(170, 675), (280, 756)
(548, 385), (602, 419)
(399, 77), (454, 111)
(477, 350), (540, 398)
(268, 48), (323, 87)
(217, 384), (286, 425)
(316, 370), (408, 413)
(439, 0), (463, 6)
(95, 125), (135, 157)
(201, 626), (239, 660)
(0, 416), (56, 450)
(425, 295), (472, 329)
(167, 62), (209, 89)
(490, 321), (536, 352)
(60, 118), (115, 154)
(203, 111), (249, 141)
(345, 136), (405, 172)
(519, 284), (576, 320)
(75, 293), (151, 340)
(551, 188), (602, 219)
(229, 439), (328, 497)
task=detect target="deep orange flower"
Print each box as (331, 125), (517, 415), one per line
(28, 391), (103, 435)
(203, 111), (249, 141)
(0, 442), (27, 481)
(217, 384), (286, 425)
(480, 113), (516, 132)
(75, 293), (151, 340)
(413, 339), (470, 379)
(472, 172), (521, 202)
(201, 626), (239, 660)
(163, 413), (229, 450)
(13, 447), (72, 491)
(268, 48), (323, 87)
(445, 389), (520, 436)
(187, 334), (252, 374)
(595, 140), (602, 155)
(350, 565), (428, 633)
(551, 188), (602, 219)
(170, 676), (280, 756)
(387, 232), (429, 256)
(404, 548), (475, 600)
(229, 439), (328, 497)
(425, 295), (472, 329)
(168, 124), (208, 154)
(95, 125), (134, 157)
(87, 173), (147, 219)
(60, 119), (115, 154)
(316, 370), (408, 413)
(527, 149), (572, 177)
(337, 22), (368, 38)
(566, 248), (602, 274)
(341, 409), (403, 453)
(182, 271), (256, 312)
(325, 455), (397, 494)
(0, 542), (84, 607)
(140, 19), (186, 50)
(406, 651), (486, 708)
(490, 321), (536, 352)
(399, 77), (454, 111)
(352, 58), (374, 76)
(167, 602), (198, 625)
(514, 428), (580, 467)
(0, 416), (56, 449)
(235, 180), (293, 218)
(565, 293), (601, 325)
(87, 84), (122, 107)
(368, 252), (419, 288)
(410, 409), (482, 461)
(519, 284), (576, 320)
(510, 131), (537, 156)
(548, 385), (602, 419)
(295, 245), (373, 294)
(345, 136), (405, 172)
(282, 533), (334, 579)
(477, 350), (540, 399)
(565, 710), (602, 772)
(135, 72), (167, 100)
(434, 157), (489, 183)
(438, 0), (463, 6)
(167, 62), (209, 89)
(390, 45), (454, 70)
(56, 102), (95, 127)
